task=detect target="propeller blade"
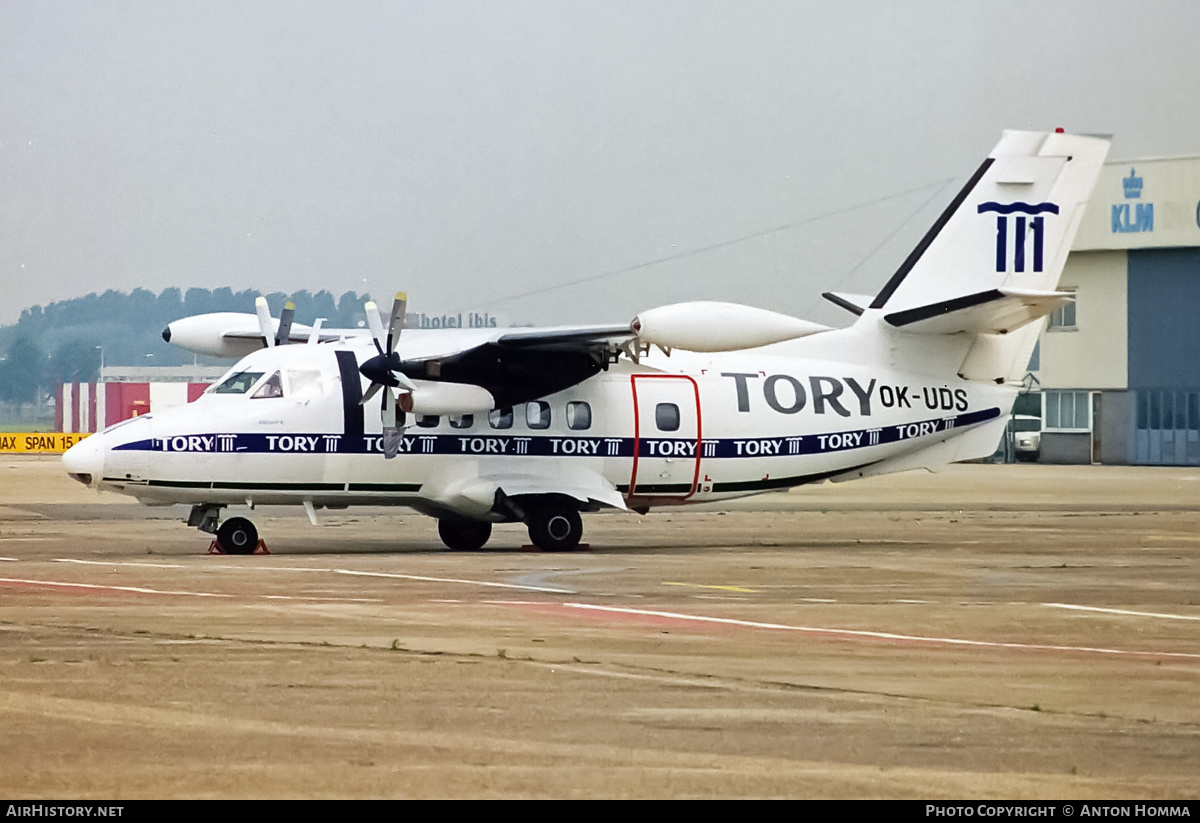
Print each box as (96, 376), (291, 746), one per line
(275, 301), (295, 346)
(382, 426), (403, 460)
(394, 371), (418, 393)
(385, 292), (407, 354)
(360, 381), (383, 406)
(307, 318), (324, 345)
(382, 385), (397, 430)
(255, 296), (275, 348)
(364, 300), (386, 357)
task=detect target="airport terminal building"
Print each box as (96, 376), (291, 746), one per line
(1033, 154), (1200, 464)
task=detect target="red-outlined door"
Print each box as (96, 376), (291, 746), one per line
(629, 374), (702, 499)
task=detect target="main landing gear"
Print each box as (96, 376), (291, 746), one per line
(437, 518), (493, 551)
(525, 501), (583, 552)
(435, 498), (585, 552)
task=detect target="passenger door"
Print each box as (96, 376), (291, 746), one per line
(629, 375), (701, 499)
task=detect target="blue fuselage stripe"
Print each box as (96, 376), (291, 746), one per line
(112, 408), (1001, 459)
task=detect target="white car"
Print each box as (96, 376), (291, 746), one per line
(1012, 415), (1042, 462)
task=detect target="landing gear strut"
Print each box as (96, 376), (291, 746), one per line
(438, 518), (493, 551)
(526, 501), (583, 552)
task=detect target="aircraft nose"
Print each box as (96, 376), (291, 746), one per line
(63, 434), (105, 486)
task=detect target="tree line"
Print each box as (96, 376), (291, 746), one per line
(0, 288), (369, 406)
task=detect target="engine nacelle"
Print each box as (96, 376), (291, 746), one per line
(408, 381), (496, 416)
(162, 313), (315, 359)
(631, 301), (829, 352)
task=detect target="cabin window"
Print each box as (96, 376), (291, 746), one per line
(655, 402), (680, 431)
(566, 401), (592, 430)
(416, 415), (440, 428)
(287, 370), (325, 399)
(251, 371), (285, 399)
(449, 414), (474, 429)
(211, 371), (264, 395)
(489, 407), (514, 429)
(526, 401), (551, 429)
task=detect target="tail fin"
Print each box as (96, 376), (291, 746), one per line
(868, 130), (1109, 383)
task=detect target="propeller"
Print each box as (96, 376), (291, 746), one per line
(358, 293), (416, 458)
(254, 297), (297, 347)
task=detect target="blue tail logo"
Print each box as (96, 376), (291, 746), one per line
(977, 201), (1060, 273)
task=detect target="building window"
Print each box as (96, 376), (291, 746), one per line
(1044, 390), (1089, 431)
(1047, 289), (1077, 331)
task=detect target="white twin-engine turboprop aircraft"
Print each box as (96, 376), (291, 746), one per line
(64, 130), (1108, 553)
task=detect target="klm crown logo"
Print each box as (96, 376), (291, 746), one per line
(1122, 168), (1143, 199)
(1113, 167), (1153, 233)
(977, 201), (1059, 273)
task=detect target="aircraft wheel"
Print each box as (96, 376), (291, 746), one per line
(438, 519), (492, 551)
(527, 503), (582, 552)
(216, 517), (258, 555)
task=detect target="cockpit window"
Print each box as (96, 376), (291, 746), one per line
(287, 370), (325, 399)
(252, 371), (284, 399)
(211, 371), (265, 395)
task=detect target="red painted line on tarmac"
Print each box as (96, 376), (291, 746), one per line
(493, 600), (1200, 661)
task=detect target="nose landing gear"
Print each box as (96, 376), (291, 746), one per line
(189, 504), (268, 555)
(214, 516), (262, 555)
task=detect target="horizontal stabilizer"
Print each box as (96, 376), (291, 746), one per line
(821, 292), (873, 317)
(884, 288), (1072, 336)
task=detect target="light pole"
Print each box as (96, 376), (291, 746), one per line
(95, 345), (104, 382)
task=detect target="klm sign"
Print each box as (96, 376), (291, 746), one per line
(1112, 168), (1154, 234)
(978, 201), (1059, 273)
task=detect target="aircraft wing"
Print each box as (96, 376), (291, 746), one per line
(390, 324), (635, 410)
(494, 324), (635, 348)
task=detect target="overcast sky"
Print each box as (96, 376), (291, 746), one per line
(3, 1), (1199, 329)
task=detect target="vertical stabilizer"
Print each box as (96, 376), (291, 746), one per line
(868, 130), (1109, 383)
